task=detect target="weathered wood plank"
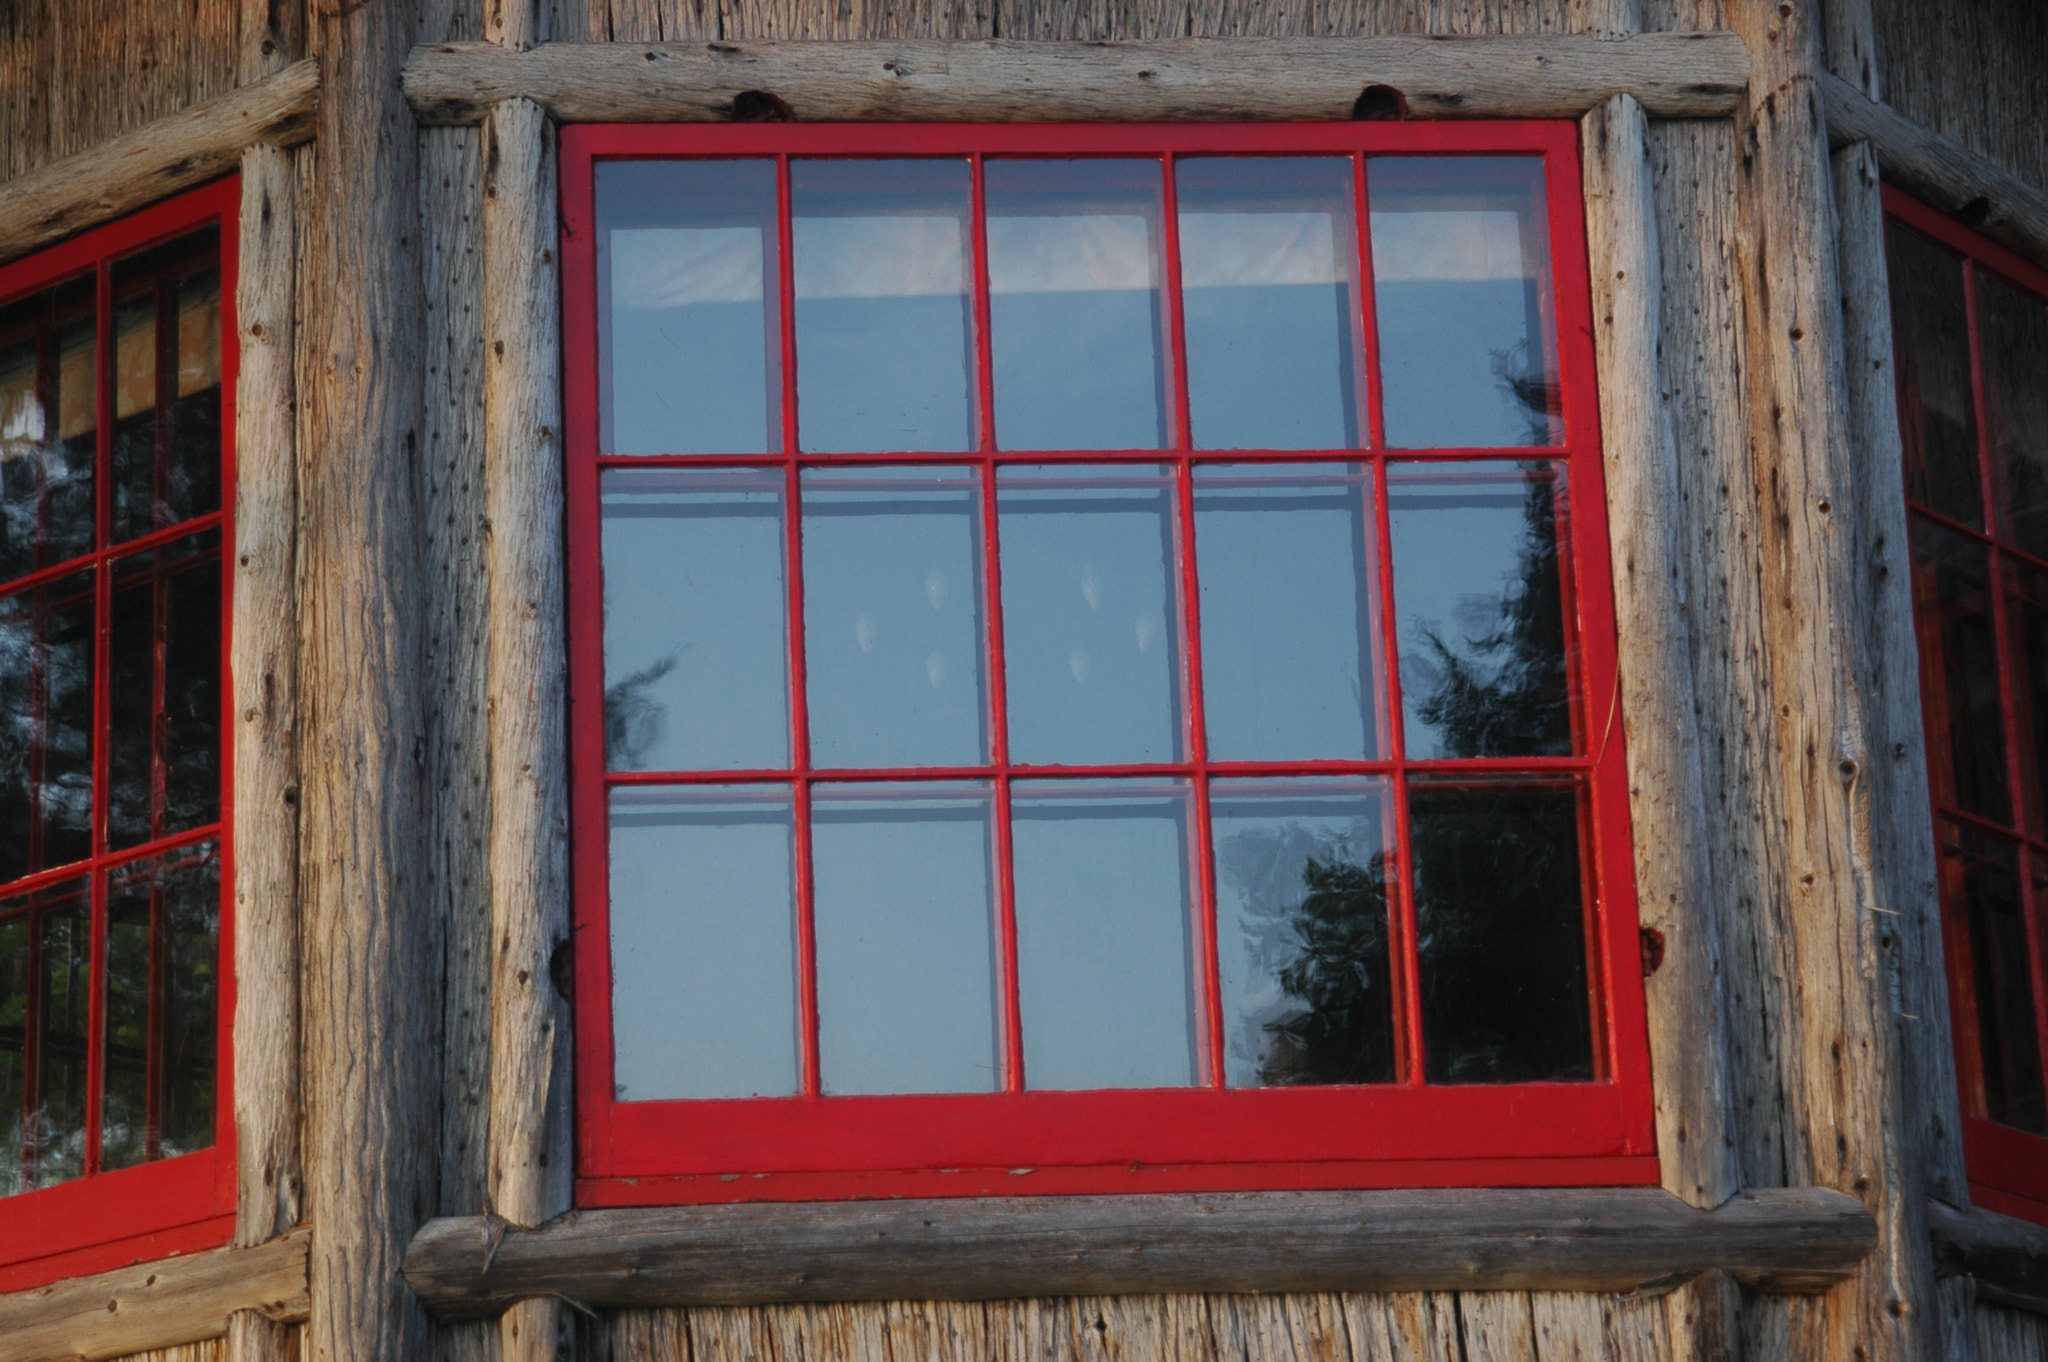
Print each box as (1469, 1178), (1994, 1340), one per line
(0, 1226), (309, 1362)
(401, 1187), (1875, 1318)
(401, 33), (1751, 125)
(0, 58), (317, 266)
(1971, 1299), (2048, 1362)
(1868, 0), (2048, 198)
(1580, 89), (1736, 1215)
(1455, 1292), (1536, 1362)
(1340, 1293), (1460, 1362)
(1928, 1198), (2048, 1318)
(241, 0), (306, 82)
(297, 0), (436, 1354)
(231, 139), (304, 1254)
(1723, 0), (1941, 1356)
(1821, 70), (2048, 273)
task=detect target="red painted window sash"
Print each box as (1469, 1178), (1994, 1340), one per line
(562, 121), (1654, 1201)
(1885, 184), (2048, 1219)
(0, 177), (240, 1284)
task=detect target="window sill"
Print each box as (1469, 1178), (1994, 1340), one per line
(402, 1186), (1874, 1319)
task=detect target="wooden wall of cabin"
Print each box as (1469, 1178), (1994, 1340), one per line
(0, 0), (2043, 1360)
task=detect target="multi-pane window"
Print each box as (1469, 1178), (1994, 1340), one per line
(565, 123), (1652, 1200)
(0, 183), (233, 1268)
(1887, 188), (2048, 1220)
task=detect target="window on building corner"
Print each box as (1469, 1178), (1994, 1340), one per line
(563, 123), (1653, 1201)
(1886, 187), (2048, 1224)
(0, 182), (235, 1277)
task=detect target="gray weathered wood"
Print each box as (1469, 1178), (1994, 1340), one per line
(1929, 1198), (2048, 1319)
(483, 90), (575, 1362)
(402, 33), (1751, 125)
(0, 58), (317, 267)
(232, 139), (304, 1253)
(1822, 70), (2048, 273)
(1580, 90), (1737, 1215)
(297, 0), (436, 1355)
(0, 1226), (310, 1362)
(1723, 0), (1938, 1355)
(401, 1186), (1875, 1317)
(240, 0), (305, 83)
(225, 1314), (294, 1362)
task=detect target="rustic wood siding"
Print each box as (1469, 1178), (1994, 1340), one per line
(1871, 0), (2048, 194)
(110, 1344), (231, 1362)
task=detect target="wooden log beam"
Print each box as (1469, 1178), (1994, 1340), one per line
(402, 34), (1751, 127)
(401, 1186), (1875, 1319)
(0, 59), (317, 268)
(1822, 71), (2048, 273)
(0, 1225), (310, 1362)
(1928, 1198), (2048, 1317)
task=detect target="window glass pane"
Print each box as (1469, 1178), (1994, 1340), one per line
(0, 276), (95, 584)
(1177, 157), (1361, 450)
(1978, 270), (2048, 558)
(987, 160), (1168, 451)
(801, 467), (988, 769)
(1209, 778), (1395, 1088)
(1912, 517), (2011, 823)
(1938, 822), (2046, 1133)
(2006, 560), (2048, 838)
(108, 531), (221, 851)
(609, 786), (799, 1100)
(601, 468), (789, 773)
(997, 466), (1184, 765)
(102, 841), (219, 1172)
(29, 878), (88, 1188)
(0, 913), (22, 1196)
(599, 160), (781, 456)
(1887, 221), (1982, 527)
(1369, 157), (1560, 449)
(1389, 462), (1571, 759)
(1410, 779), (1592, 1083)
(1012, 779), (1198, 1090)
(110, 229), (222, 542)
(811, 783), (999, 1095)
(0, 570), (95, 884)
(793, 160), (975, 454)
(1193, 463), (1379, 761)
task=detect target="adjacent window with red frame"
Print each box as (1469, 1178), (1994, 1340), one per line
(563, 121), (1654, 1205)
(0, 180), (238, 1285)
(1887, 187), (2048, 1224)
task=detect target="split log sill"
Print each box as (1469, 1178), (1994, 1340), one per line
(401, 1186), (1875, 1320)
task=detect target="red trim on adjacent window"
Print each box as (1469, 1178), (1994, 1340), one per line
(564, 120), (1654, 1201)
(0, 178), (239, 1287)
(1885, 183), (2048, 1227)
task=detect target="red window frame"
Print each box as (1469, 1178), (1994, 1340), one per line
(0, 179), (239, 1289)
(1887, 186), (2048, 1225)
(562, 120), (1655, 1206)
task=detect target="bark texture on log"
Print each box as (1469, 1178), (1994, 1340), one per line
(402, 33), (1751, 125)
(0, 58), (317, 267)
(1721, 0), (1938, 1356)
(1821, 72), (2048, 273)
(0, 1226), (310, 1362)
(1580, 90), (1737, 1215)
(232, 139), (304, 1256)
(403, 1186), (1876, 1317)
(297, 0), (436, 1356)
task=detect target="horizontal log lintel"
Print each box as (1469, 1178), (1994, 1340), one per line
(0, 1224), (310, 1362)
(1822, 71), (2048, 272)
(402, 1186), (1874, 1319)
(1928, 1197), (2048, 1317)
(403, 34), (1751, 128)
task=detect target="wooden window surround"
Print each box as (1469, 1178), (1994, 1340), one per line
(1888, 186), (2048, 1228)
(562, 119), (1656, 1206)
(0, 179), (239, 1292)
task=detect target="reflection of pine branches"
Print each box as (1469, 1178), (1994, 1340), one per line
(604, 656), (677, 770)
(1409, 469), (1570, 758)
(1259, 853), (1394, 1087)
(1490, 340), (1559, 446)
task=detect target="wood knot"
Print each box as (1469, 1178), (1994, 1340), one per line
(1639, 926), (1666, 977)
(731, 90), (794, 123)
